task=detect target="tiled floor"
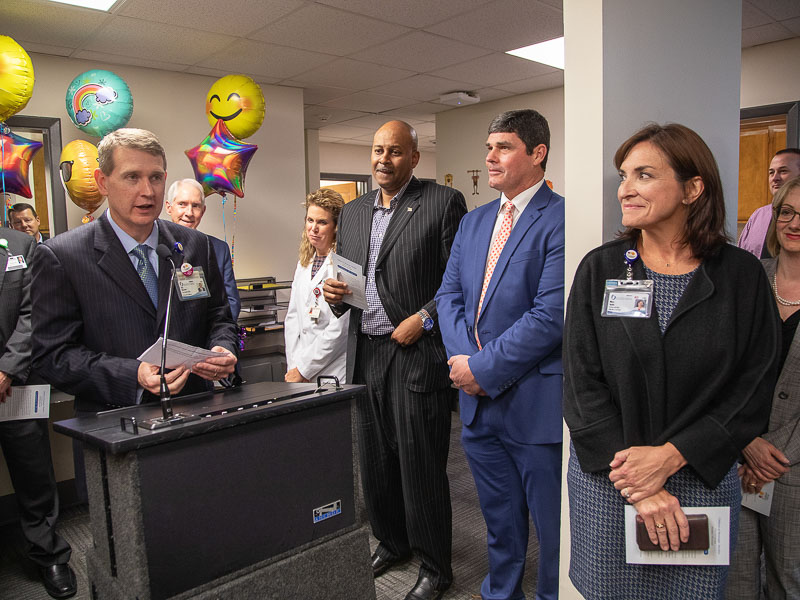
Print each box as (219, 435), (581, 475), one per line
(0, 413), (540, 599)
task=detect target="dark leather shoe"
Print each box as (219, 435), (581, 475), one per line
(403, 572), (450, 600)
(371, 549), (410, 577)
(40, 564), (77, 599)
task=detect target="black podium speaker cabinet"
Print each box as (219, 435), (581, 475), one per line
(53, 381), (375, 600)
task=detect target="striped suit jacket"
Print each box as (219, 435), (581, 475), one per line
(334, 176), (467, 391)
(762, 258), (800, 485)
(31, 214), (238, 413)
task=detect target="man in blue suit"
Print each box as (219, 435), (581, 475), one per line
(165, 178), (241, 321)
(436, 110), (564, 600)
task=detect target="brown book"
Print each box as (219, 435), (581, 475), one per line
(635, 514), (709, 551)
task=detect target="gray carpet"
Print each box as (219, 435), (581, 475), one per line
(0, 413), (540, 599)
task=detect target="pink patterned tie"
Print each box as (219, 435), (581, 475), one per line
(475, 200), (515, 348)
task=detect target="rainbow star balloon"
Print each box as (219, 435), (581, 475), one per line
(0, 129), (43, 199)
(185, 120), (257, 198)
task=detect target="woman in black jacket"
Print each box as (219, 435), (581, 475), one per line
(564, 123), (779, 599)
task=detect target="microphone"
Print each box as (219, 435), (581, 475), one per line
(140, 243), (199, 430)
(156, 244), (177, 418)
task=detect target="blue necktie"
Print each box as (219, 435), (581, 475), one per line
(131, 244), (158, 307)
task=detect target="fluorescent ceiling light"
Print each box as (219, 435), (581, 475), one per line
(506, 37), (564, 70)
(48, 0), (117, 10)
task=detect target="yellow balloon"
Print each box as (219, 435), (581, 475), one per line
(0, 36), (34, 122)
(205, 74), (265, 140)
(60, 140), (103, 214)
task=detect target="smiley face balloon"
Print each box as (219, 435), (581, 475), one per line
(205, 74), (265, 140)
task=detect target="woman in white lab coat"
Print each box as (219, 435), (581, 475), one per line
(284, 188), (347, 383)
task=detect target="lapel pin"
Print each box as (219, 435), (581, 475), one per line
(0, 239), (7, 249)
(180, 262), (194, 276)
(407, 207), (413, 212)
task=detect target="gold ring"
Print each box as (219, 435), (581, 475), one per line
(655, 522), (665, 529)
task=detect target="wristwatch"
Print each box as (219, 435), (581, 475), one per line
(417, 309), (434, 331)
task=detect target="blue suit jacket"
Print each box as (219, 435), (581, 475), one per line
(210, 235), (241, 322)
(436, 183), (564, 444)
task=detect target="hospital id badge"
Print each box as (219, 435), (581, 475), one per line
(601, 279), (653, 318)
(175, 266), (211, 301)
(6, 254), (27, 271)
(308, 305), (321, 320)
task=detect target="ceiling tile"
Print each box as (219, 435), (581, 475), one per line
(18, 42), (75, 57)
(350, 31), (492, 72)
(335, 114), (428, 131)
(249, 4), (410, 56)
(304, 106), (369, 128)
(425, 0), (563, 53)
(428, 53), (558, 88)
(749, 0), (800, 21)
(73, 50), (190, 72)
(322, 92), (415, 113)
(367, 74), (482, 102)
(82, 15), (236, 64)
(1, 0), (109, 49)
(316, 123), (375, 138)
(741, 22), (794, 47)
(316, 0), (492, 28)
(782, 17), (800, 36)
(291, 58), (415, 90)
(495, 71), (564, 94)
(117, 0), (305, 37)
(381, 102), (455, 121)
(319, 135), (348, 143)
(196, 40), (335, 80)
(742, 1), (775, 27)
(275, 83), (356, 105)
(472, 87), (517, 102)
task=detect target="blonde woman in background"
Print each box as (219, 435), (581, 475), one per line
(284, 188), (347, 383)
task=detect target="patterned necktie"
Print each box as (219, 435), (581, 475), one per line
(130, 244), (158, 307)
(475, 200), (515, 347)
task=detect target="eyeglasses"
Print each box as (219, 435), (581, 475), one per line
(775, 205), (800, 223)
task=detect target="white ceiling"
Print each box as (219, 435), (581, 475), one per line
(2, 0), (799, 151)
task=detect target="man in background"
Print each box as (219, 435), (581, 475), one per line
(436, 109), (564, 600)
(10, 202), (48, 244)
(165, 178), (240, 321)
(0, 225), (76, 598)
(739, 148), (800, 258)
(323, 120), (466, 600)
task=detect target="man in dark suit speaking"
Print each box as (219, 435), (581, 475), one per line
(31, 128), (237, 415)
(323, 121), (466, 600)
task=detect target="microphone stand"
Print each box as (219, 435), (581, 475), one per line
(140, 244), (200, 430)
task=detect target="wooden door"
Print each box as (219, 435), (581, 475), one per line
(739, 115), (786, 229)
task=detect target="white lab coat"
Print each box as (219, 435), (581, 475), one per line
(284, 255), (347, 382)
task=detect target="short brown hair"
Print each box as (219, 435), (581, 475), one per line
(765, 175), (800, 257)
(298, 188), (345, 267)
(614, 123), (728, 258)
(97, 128), (166, 175)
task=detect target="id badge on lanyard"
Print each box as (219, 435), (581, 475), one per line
(601, 249), (653, 319)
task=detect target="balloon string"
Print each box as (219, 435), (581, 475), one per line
(231, 197), (237, 267)
(1, 122), (7, 226)
(221, 192), (227, 244)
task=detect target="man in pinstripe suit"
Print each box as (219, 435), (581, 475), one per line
(323, 121), (467, 600)
(30, 129), (238, 415)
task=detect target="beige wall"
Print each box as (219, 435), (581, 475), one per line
(435, 87), (564, 210)
(741, 37), (800, 108)
(20, 53), (306, 281)
(319, 141), (437, 191)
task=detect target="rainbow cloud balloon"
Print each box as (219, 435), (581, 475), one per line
(65, 69), (133, 138)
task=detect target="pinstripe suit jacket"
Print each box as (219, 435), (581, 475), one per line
(762, 258), (800, 485)
(31, 214), (238, 413)
(334, 176), (467, 391)
(0, 228), (36, 383)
